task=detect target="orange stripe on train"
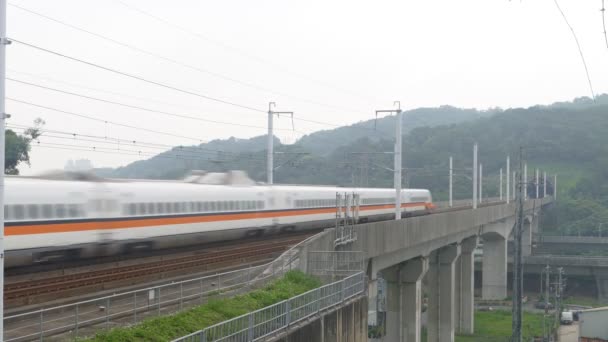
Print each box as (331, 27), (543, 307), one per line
(5, 202), (431, 236)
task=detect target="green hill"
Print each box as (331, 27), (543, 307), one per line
(96, 94), (608, 236)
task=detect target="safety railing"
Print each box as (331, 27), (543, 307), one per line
(4, 234), (319, 342)
(172, 271), (366, 342)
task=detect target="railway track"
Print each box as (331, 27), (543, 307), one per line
(5, 234), (310, 306)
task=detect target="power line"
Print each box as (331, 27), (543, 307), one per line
(9, 38), (266, 113)
(7, 97), (205, 142)
(113, 0), (379, 105)
(553, 0), (595, 100)
(8, 124), (266, 161)
(8, 77), (295, 131)
(8, 2), (368, 115)
(603, 0), (608, 48)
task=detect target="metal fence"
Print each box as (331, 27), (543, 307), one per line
(172, 271), (366, 342)
(306, 251), (364, 277)
(4, 234), (318, 342)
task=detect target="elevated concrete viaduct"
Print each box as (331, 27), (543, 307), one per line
(299, 198), (550, 342)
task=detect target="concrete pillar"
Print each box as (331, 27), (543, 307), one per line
(427, 244), (461, 342)
(402, 257), (429, 342)
(522, 216), (533, 257)
(382, 266), (401, 341)
(368, 277), (378, 327)
(455, 236), (478, 335)
(482, 234), (507, 300)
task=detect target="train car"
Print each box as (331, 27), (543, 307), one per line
(3, 171), (433, 267)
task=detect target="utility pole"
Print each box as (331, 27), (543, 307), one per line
(473, 143), (478, 209)
(500, 168), (503, 201)
(524, 163), (528, 200)
(536, 168), (539, 199)
(0, 0), (7, 337)
(542, 265), (551, 342)
(512, 171), (516, 202)
(375, 102), (402, 220)
(506, 156), (510, 204)
(266, 102), (293, 185)
(449, 156), (453, 207)
(554, 174), (557, 200)
(479, 163), (483, 204)
(512, 147), (525, 342)
(543, 171), (547, 198)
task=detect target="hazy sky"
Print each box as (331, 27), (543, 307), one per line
(6, 0), (608, 175)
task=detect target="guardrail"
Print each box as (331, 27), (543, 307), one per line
(172, 271), (366, 342)
(4, 234), (319, 342)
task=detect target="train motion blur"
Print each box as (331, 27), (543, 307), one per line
(3, 170), (433, 267)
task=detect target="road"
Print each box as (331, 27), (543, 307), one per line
(558, 323), (579, 342)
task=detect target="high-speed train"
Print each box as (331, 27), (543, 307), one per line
(3, 171), (434, 267)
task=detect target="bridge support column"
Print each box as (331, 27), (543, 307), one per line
(367, 277), (378, 327)
(382, 265), (401, 342)
(455, 236), (478, 335)
(482, 234), (507, 300)
(427, 244), (461, 342)
(402, 257), (429, 342)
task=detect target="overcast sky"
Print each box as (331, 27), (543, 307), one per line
(6, 0), (608, 175)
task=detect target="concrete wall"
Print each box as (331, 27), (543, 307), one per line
(272, 296), (368, 342)
(301, 198), (546, 280)
(580, 308), (608, 340)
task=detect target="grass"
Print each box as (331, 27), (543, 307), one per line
(454, 310), (550, 342)
(563, 296), (601, 308)
(79, 271), (321, 342)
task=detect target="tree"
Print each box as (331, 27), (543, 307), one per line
(5, 118), (44, 175)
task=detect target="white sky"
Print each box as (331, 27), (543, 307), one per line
(6, 0), (608, 175)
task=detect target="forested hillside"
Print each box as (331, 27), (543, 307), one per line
(98, 95), (608, 236)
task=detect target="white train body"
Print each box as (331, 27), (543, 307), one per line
(3, 173), (433, 267)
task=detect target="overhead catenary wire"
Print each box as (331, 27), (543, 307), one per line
(552, 0), (596, 100)
(8, 2), (369, 115)
(7, 97), (205, 142)
(8, 123), (272, 162)
(602, 0), (608, 48)
(8, 77), (295, 131)
(113, 0), (379, 105)
(9, 38), (266, 113)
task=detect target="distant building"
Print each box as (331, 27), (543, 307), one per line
(579, 306), (608, 341)
(65, 159), (93, 172)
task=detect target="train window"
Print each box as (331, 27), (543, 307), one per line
(169, 202), (177, 213)
(147, 203), (155, 214)
(68, 204), (81, 218)
(13, 205), (25, 220)
(55, 204), (66, 219)
(27, 204), (40, 219)
(196, 202), (202, 212)
(236, 201), (242, 211)
(42, 204), (53, 218)
(138, 203), (147, 215)
(181, 202), (188, 213)
(127, 203), (136, 215)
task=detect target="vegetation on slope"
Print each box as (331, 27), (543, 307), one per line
(80, 271), (320, 342)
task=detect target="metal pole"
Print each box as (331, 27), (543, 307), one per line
(512, 171), (516, 201)
(524, 163), (528, 200)
(543, 171), (547, 198)
(554, 174), (557, 200)
(512, 147), (524, 342)
(506, 156), (510, 204)
(0, 0), (7, 337)
(473, 143), (478, 209)
(479, 163), (483, 204)
(267, 102), (275, 185)
(536, 168), (539, 199)
(500, 168), (503, 201)
(394, 107), (402, 220)
(449, 156), (453, 207)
